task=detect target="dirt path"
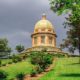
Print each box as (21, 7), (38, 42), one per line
(24, 58), (57, 80)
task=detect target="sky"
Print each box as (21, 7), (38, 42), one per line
(0, 0), (68, 53)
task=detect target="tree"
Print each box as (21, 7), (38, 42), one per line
(49, 0), (80, 62)
(15, 44), (25, 53)
(0, 38), (12, 58)
(49, 0), (80, 15)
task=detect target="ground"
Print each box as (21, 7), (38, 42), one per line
(0, 57), (80, 80)
(0, 59), (34, 80)
(39, 57), (80, 80)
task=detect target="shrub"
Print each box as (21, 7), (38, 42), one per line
(12, 55), (22, 63)
(35, 65), (43, 74)
(0, 59), (2, 66)
(2, 64), (6, 66)
(0, 70), (8, 80)
(52, 53), (65, 58)
(20, 53), (28, 60)
(30, 51), (53, 70)
(8, 62), (12, 64)
(30, 69), (37, 77)
(16, 73), (25, 80)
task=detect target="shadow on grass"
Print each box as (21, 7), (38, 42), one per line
(70, 63), (80, 65)
(60, 73), (80, 77)
(67, 63), (80, 65)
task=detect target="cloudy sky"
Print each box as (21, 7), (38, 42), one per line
(0, 0), (68, 52)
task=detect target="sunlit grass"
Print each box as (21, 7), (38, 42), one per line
(39, 57), (80, 80)
(0, 59), (34, 80)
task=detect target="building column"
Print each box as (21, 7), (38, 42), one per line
(38, 36), (41, 46)
(45, 35), (48, 46)
(54, 36), (56, 47)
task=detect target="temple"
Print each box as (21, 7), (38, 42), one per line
(24, 13), (62, 53)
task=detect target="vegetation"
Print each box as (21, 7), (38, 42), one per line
(0, 59), (2, 66)
(39, 57), (80, 80)
(0, 38), (11, 58)
(30, 51), (53, 71)
(12, 54), (22, 63)
(0, 70), (8, 80)
(16, 73), (25, 80)
(30, 69), (37, 77)
(52, 53), (66, 58)
(15, 44), (25, 53)
(50, 0), (80, 62)
(0, 58), (34, 80)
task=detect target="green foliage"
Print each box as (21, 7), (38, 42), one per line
(0, 70), (8, 80)
(20, 53), (28, 60)
(30, 51), (53, 70)
(30, 69), (37, 77)
(2, 64), (6, 66)
(0, 38), (12, 57)
(52, 53), (65, 58)
(12, 55), (22, 63)
(0, 59), (2, 66)
(50, 0), (80, 14)
(15, 44), (25, 53)
(0, 58), (34, 80)
(16, 73), (25, 80)
(8, 62), (12, 64)
(35, 65), (43, 74)
(50, 0), (80, 59)
(39, 57), (80, 80)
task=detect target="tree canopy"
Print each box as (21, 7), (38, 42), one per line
(49, 0), (80, 55)
(0, 38), (11, 57)
(15, 44), (25, 53)
(50, 0), (80, 14)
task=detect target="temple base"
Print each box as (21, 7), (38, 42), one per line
(22, 46), (62, 53)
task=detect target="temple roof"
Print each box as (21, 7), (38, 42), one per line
(34, 13), (55, 32)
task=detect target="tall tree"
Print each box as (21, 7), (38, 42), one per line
(0, 38), (12, 57)
(15, 44), (25, 53)
(49, 0), (80, 57)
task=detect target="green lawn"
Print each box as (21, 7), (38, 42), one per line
(0, 59), (34, 80)
(1, 59), (12, 64)
(39, 57), (80, 80)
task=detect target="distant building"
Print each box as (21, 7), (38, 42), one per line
(25, 13), (62, 53)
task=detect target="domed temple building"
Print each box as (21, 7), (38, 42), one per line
(25, 13), (62, 53)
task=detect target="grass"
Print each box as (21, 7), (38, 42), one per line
(39, 57), (80, 80)
(0, 58), (34, 80)
(1, 59), (12, 64)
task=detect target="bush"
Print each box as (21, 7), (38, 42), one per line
(19, 54), (27, 60)
(35, 65), (43, 74)
(30, 51), (53, 70)
(0, 70), (8, 80)
(2, 64), (6, 66)
(0, 60), (2, 66)
(16, 73), (25, 80)
(8, 62), (12, 64)
(52, 53), (65, 58)
(12, 55), (22, 63)
(30, 69), (37, 77)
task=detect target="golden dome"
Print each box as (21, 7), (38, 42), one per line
(34, 13), (54, 32)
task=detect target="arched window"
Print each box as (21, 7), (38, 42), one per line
(49, 36), (53, 44)
(34, 37), (37, 44)
(41, 36), (45, 44)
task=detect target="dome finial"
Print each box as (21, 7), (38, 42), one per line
(42, 13), (46, 20)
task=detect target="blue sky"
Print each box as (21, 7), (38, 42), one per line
(0, 0), (68, 53)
